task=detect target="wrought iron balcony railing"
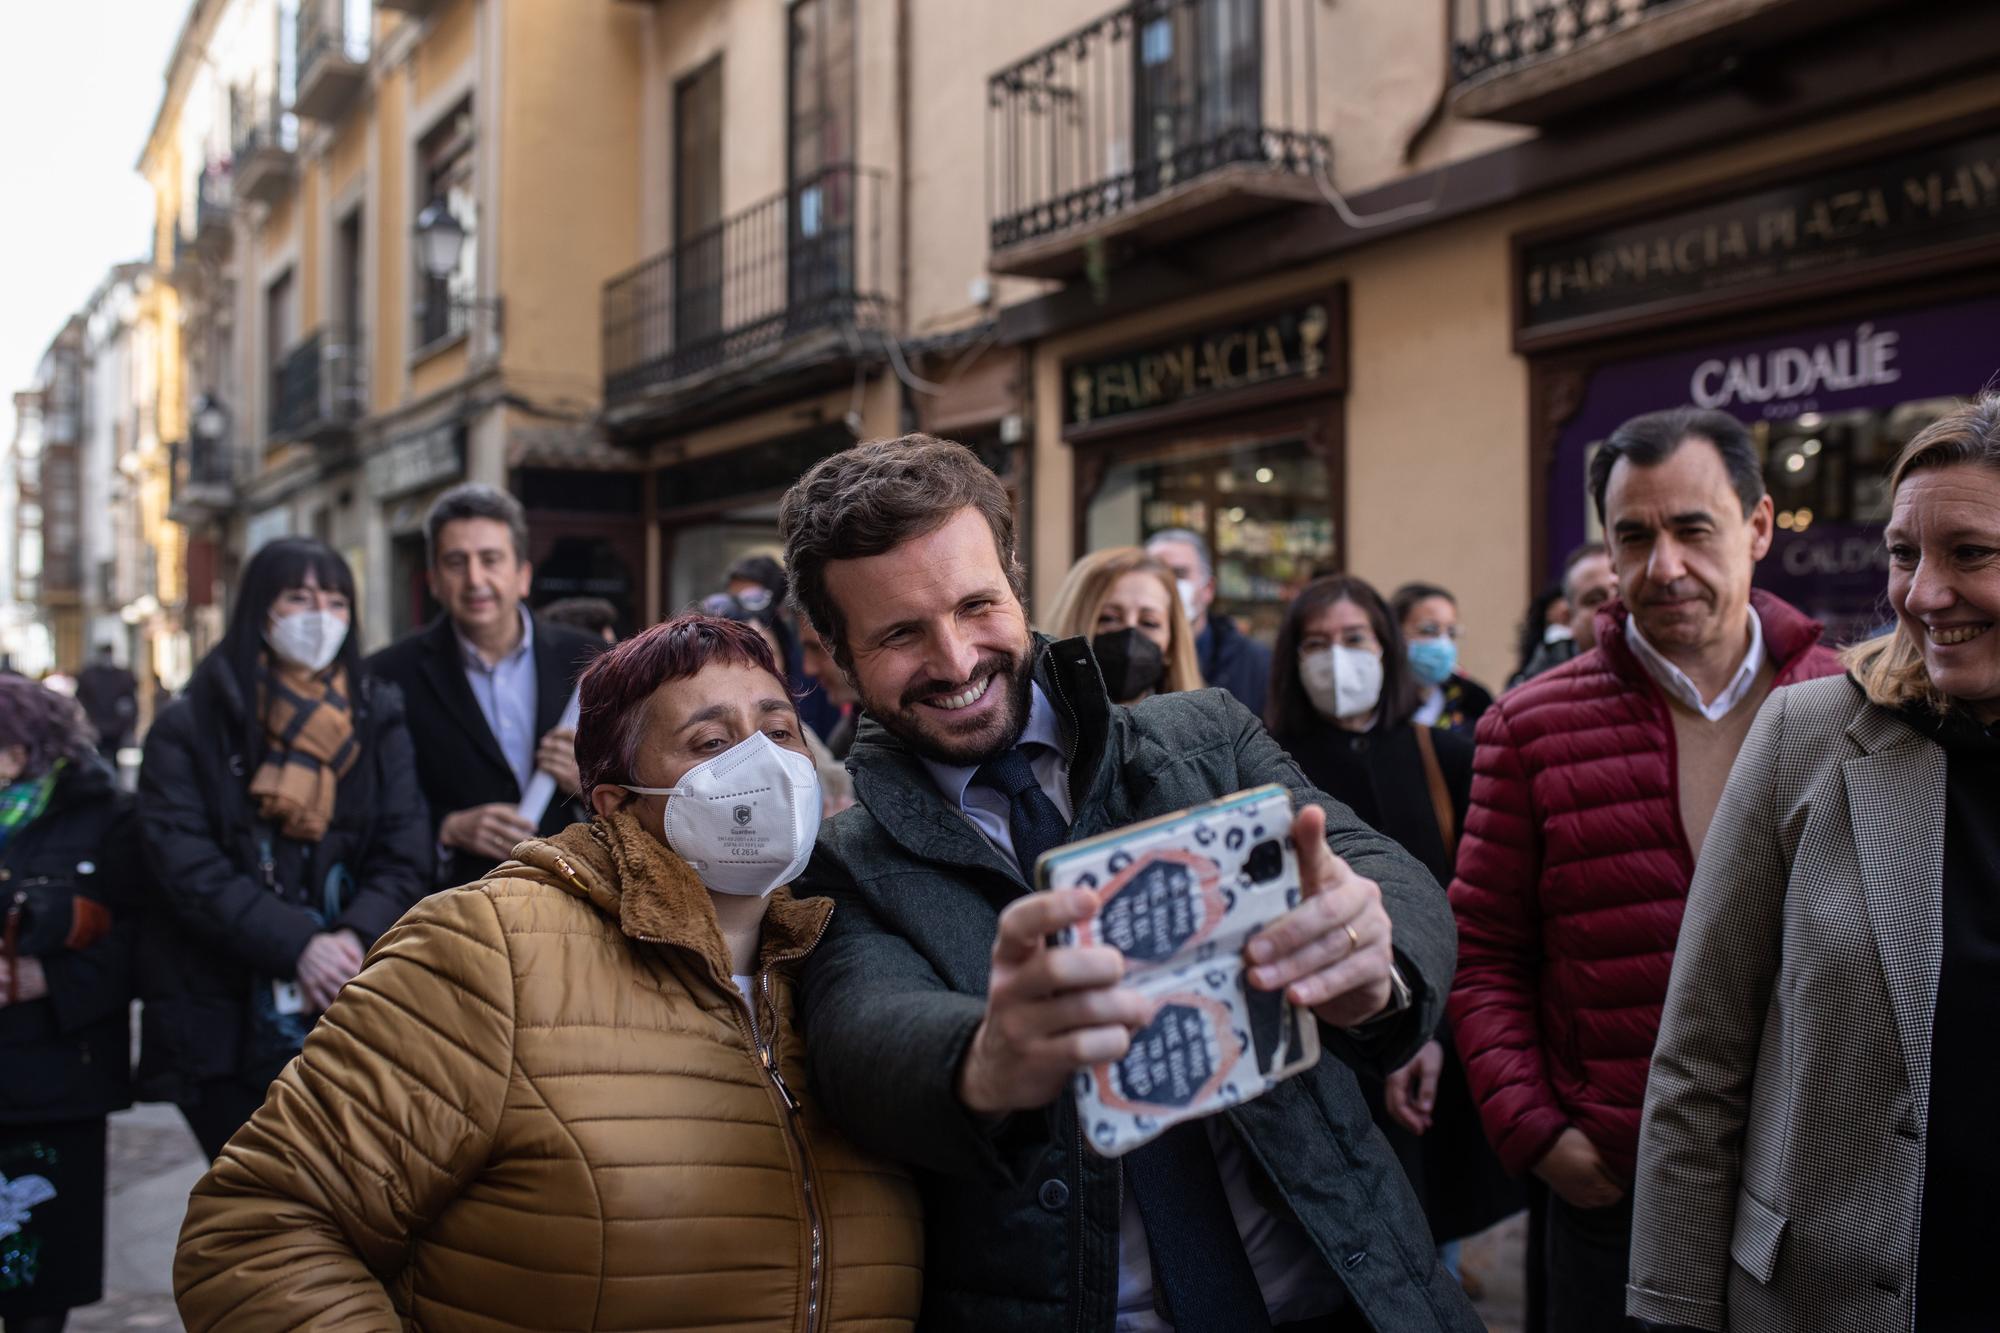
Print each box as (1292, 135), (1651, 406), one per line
(167, 436), (238, 524)
(602, 164), (889, 405)
(196, 167), (232, 233)
(1446, 0), (1902, 123)
(987, 0), (1330, 274)
(296, 0), (370, 123)
(270, 328), (366, 443)
(1450, 0), (1684, 84)
(189, 163), (233, 261)
(231, 87), (298, 205)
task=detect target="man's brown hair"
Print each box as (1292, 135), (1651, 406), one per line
(779, 434), (1023, 667)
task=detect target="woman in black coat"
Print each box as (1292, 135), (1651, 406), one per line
(137, 538), (432, 1159)
(0, 679), (144, 1333)
(1268, 575), (1521, 1265)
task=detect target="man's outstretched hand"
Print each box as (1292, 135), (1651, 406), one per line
(956, 888), (1152, 1116)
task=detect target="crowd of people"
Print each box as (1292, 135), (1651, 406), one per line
(0, 393), (1993, 1332)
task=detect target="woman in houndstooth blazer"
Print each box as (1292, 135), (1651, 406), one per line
(1627, 396), (2000, 1333)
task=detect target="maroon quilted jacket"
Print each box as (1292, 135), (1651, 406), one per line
(1445, 590), (1841, 1185)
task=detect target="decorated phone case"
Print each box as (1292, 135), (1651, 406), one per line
(1039, 784), (1321, 1158)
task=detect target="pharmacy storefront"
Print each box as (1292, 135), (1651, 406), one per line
(1523, 121), (2000, 643)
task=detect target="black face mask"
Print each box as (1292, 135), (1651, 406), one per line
(1091, 628), (1167, 704)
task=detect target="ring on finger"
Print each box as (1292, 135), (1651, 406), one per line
(1344, 923), (1361, 954)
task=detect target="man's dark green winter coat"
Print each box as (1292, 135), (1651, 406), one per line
(798, 636), (1484, 1332)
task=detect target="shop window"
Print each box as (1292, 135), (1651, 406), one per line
(668, 511), (787, 616)
(533, 536), (637, 635)
(415, 99), (476, 352)
(1086, 437), (1333, 642)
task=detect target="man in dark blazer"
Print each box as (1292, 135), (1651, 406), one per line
(367, 483), (602, 885)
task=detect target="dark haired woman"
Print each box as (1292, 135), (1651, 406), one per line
(174, 613), (921, 1330)
(1393, 582), (1495, 737)
(0, 680), (144, 1333)
(1269, 575), (1520, 1274)
(136, 538), (431, 1158)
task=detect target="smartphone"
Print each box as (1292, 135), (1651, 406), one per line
(1039, 784), (1321, 1157)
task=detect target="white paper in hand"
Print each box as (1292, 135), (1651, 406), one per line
(515, 687), (582, 827)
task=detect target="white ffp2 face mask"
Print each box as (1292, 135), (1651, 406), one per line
(623, 730), (822, 897)
(267, 609), (349, 674)
(1299, 644), (1384, 722)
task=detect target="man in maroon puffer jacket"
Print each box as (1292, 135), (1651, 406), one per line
(1447, 408), (1843, 1333)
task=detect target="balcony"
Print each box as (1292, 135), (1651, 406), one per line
(231, 90), (298, 206)
(987, 0), (1330, 280)
(601, 164), (890, 426)
(295, 0), (370, 124)
(194, 165), (233, 258)
(167, 436), (237, 526)
(1448, 0), (1905, 125)
(270, 328), (366, 444)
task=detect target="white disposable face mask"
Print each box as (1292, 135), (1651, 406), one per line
(1176, 578), (1203, 624)
(1299, 644), (1384, 722)
(266, 609), (348, 674)
(623, 730), (822, 897)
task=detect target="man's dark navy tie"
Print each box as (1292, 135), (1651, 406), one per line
(974, 745), (1272, 1330)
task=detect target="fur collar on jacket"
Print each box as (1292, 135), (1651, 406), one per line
(505, 808), (832, 992)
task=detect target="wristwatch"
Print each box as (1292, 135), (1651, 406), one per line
(1343, 961), (1414, 1034)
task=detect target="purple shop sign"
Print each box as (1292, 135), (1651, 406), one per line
(1546, 296), (2000, 639)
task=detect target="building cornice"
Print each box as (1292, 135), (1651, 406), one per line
(137, 0), (230, 174)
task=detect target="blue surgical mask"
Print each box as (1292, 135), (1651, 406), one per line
(1408, 637), (1459, 688)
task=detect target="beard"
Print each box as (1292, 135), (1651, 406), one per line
(861, 644), (1036, 768)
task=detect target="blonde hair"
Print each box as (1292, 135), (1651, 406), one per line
(1044, 547), (1204, 695)
(1844, 393), (2000, 713)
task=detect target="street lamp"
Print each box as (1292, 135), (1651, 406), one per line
(414, 200), (465, 278)
(193, 394), (229, 445)
(415, 200), (503, 333)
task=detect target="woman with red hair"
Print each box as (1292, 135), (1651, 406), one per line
(173, 614), (923, 1331)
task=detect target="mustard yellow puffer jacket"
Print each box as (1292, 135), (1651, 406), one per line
(173, 809), (923, 1332)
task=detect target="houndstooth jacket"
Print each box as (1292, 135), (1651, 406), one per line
(1627, 673), (1945, 1333)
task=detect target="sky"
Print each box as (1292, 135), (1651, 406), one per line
(0, 1), (188, 447)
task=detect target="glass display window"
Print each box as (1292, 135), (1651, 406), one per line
(1085, 436), (1334, 642)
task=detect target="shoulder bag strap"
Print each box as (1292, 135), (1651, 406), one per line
(1411, 723), (1457, 859)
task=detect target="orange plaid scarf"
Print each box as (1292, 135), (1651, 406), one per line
(248, 661), (360, 842)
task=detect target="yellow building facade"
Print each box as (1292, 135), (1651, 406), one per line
(141, 0), (2000, 682)
(145, 0), (648, 653)
(602, 0), (2000, 684)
